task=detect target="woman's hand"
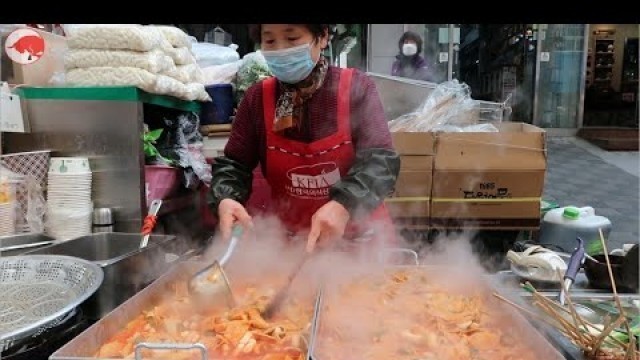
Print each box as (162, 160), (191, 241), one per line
(218, 198), (253, 241)
(306, 200), (351, 252)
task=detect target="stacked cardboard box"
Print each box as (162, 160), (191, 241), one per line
(387, 122), (547, 231)
(385, 132), (435, 229)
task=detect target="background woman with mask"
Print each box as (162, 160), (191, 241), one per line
(208, 24), (400, 252)
(391, 31), (434, 82)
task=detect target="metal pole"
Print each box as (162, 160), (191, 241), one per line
(577, 24), (590, 129)
(365, 24), (372, 73)
(532, 24), (544, 126)
(448, 24), (454, 81)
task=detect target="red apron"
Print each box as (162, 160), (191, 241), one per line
(262, 69), (395, 245)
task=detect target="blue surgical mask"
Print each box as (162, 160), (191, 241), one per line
(262, 43), (317, 84)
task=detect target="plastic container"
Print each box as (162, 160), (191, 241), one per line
(538, 206), (612, 253)
(201, 84), (234, 125)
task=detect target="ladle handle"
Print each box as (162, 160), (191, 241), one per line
(219, 225), (242, 266)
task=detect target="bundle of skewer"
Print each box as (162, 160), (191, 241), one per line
(495, 229), (639, 360)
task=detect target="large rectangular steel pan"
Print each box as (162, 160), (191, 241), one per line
(50, 259), (321, 360)
(308, 264), (565, 360)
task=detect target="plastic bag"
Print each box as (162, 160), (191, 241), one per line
(156, 112), (212, 188)
(0, 165), (45, 235)
(162, 63), (204, 84)
(151, 25), (192, 49)
(64, 48), (175, 73)
(389, 80), (480, 132)
(65, 24), (161, 51)
(201, 60), (242, 85)
(184, 82), (211, 102)
(191, 42), (240, 67)
(165, 46), (196, 66)
(66, 67), (210, 102)
(235, 50), (272, 103)
(65, 66), (158, 93)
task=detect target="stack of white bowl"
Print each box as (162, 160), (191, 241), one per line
(45, 157), (93, 240)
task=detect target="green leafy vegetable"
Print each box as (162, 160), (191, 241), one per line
(142, 128), (174, 165)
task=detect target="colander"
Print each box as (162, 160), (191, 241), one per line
(0, 255), (104, 352)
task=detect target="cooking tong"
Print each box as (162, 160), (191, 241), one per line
(262, 249), (311, 319)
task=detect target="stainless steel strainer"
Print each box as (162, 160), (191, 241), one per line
(0, 255), (104, 352)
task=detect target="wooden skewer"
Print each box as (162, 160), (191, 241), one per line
(599, 228), (632, 337)
(591, 316), (627, 357)
(492, 292), (582, 343)
(535, 299), (587, 344)
(624, 333), (638, 360)
(493, 293), (567, 328)
(525, 281), (636, 355)
(559, 276), (590, 344)
(527, 287), (592, 341)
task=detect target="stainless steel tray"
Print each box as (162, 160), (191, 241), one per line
(0, 233), (57, 257)
(309, 264), (565, 360)
(0, 255), (104, 352)
(50, 260), (322, 360)
(25, 232), (189, 320)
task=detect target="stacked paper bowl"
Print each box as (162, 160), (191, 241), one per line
(45, 157), (93, 240)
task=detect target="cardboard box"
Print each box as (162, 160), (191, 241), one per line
(391, 131), (436, 156)
(385, 155), (433, 222)
(430, 122), (547, 230)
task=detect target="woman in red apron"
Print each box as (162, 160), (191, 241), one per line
(209, 24), (400, 252)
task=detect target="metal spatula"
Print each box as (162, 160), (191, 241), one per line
(188, 225), (242, 308)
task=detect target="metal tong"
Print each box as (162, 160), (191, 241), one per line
(262, 250), (311, 319)
(188, 225), (242, 308)
(262, 229), (378, 319)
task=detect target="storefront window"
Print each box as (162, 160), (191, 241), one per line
(410, 24), (450, 83)
(534, 24), (587, 128)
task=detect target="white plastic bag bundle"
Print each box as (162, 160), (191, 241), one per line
(165, 46), (196, 65)
(65, 66), (208, 101)
(201, 60), (242, 85)
(191, 42), (240, 67)
(65, 24), (161, 51)
(185, 83), (211, 102)
(65, 66), (158, 93)
(152, 25), (192, 49)
(155, 75), (211, 102)
(163, 63), (204, 84)
(64, 48), (175, 73)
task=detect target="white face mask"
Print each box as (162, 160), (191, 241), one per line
(402, 43), (418, 56)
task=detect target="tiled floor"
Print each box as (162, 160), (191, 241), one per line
(543, 137), (639, 250)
